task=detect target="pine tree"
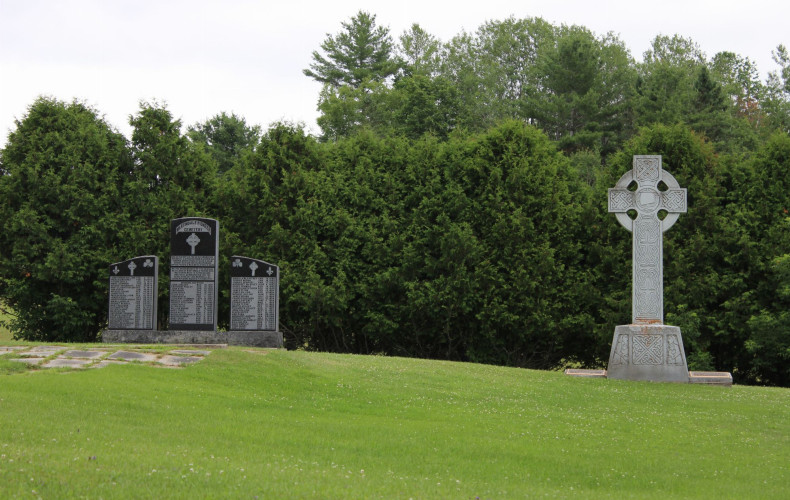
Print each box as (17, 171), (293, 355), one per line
(303, 11), (400, 89)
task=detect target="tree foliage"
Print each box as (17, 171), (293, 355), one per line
(0, 98), (131, 341)
(303, 11), (400, 89)
(187, 112), (260, 174)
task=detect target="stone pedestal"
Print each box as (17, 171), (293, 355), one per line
(103, 329), (283, 348)
(607, 324), (689, 383)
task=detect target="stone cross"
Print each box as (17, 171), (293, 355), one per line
(186, 233), (201, 255)
(608, 156), (686, 324)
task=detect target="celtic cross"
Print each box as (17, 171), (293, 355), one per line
(186, 233), (201, 255)
(608, 156), (687, 324)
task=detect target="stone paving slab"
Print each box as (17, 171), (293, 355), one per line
(0, 346), (27, 352)
(43, 358), (92, 368)
(169, 349), (211, 356)
(158, 355), (203, 366)
(107, 351), (160, 362)
(11, 357), (45, 365)
(63, 350), (107, 359)
(2, 345), (225, 371)
(91, 360), (128, 369)
(29, 346), (68, 352)
(18, 351), (49, 357)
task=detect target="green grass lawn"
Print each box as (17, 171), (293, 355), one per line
(1, 348), (788, 499)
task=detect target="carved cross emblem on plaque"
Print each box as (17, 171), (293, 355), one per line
(249, 261), (258, 276)
(266, 267), (274, 276)
(186, 233), (201, 255)
(127, 261), (137, 276)
(608, 155), (687, 324)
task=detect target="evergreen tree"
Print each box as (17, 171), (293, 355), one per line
(742, 132), (790, 385)
(303, 11), (400, 89)
(0, 98), (132, 341)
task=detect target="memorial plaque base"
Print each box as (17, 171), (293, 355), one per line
(607, 324), (690, 383)
(103, 330), (283, 348)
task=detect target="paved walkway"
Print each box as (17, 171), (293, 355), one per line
(0, 345), (221, 370)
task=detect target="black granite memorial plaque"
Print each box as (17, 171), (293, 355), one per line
(230, 256), (279, 331)
(108, 256), (158, 330)
(169, 217), (219, 331)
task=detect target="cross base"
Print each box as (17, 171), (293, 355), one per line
(607, 324), (689, 383)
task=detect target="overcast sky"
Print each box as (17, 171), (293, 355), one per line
(1, 0), (788, 148)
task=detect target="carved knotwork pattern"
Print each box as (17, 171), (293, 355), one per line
(633, 334), (663, 365)
(636, 243), (660, 267)
(635, 266), (660, 319)
(635, 158), (660, 183)
(667, 334), (683, 365)
(609, 189), (633, 211)
(611, 334), (629, 365)
(636, 218), (660, 243)
(662, 190), (687, 212)
(635, 290), (660, 319)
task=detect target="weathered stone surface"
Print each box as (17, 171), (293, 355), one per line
(27, 346), (67, 354)
(169, 349), (211, 356)
(91, 360), (128, 369)
(158, 355), (202, 366)
(107, 351), (159, 362)
(103, 329), (282, 348)
(689, 371), (733, 386)
(63, 350), (106, 359)
(43, 358), (92, 368)
(607, 324), (689, 383)
(4, 348), (220, 371)
(564, 369), (607, 378)
(18, 351), (49, 357)
(11, 357), (44, 365)
(0, 346), (27, 352)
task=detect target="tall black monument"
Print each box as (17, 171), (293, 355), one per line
(168, 217), (219, 331)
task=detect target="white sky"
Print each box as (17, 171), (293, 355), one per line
(1, 0), (788, 148)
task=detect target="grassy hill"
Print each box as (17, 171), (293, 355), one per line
(1, 347), (788, 498)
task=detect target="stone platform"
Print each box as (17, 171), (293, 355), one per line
(103, 330), (283, 348)
(565, 368), (733, 386)
(565, 368), (732, 387)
